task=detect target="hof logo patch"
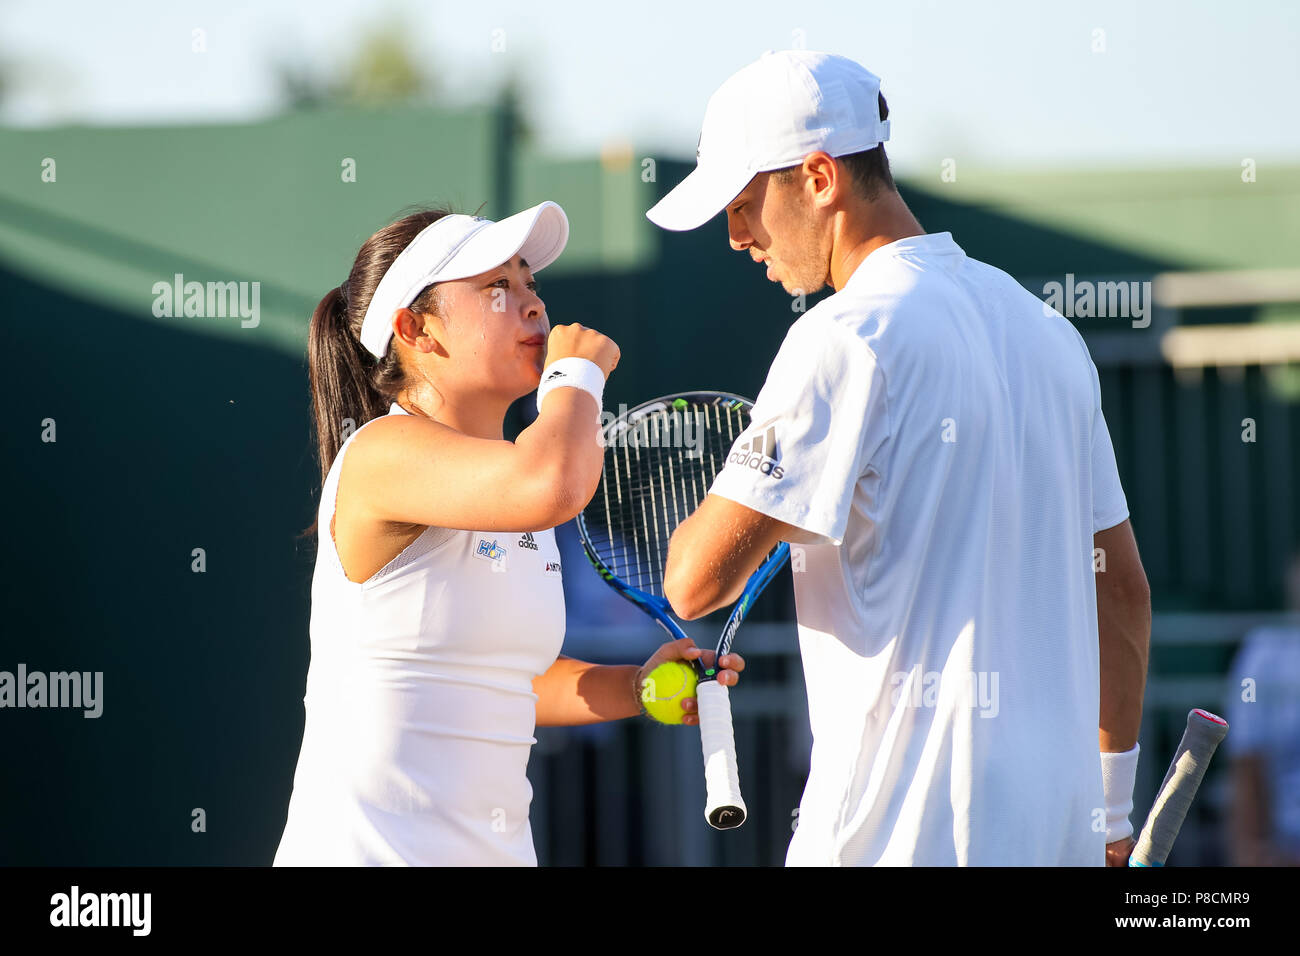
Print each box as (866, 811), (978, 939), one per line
(475, 538), (507, 564)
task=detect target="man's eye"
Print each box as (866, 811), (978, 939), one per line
(527, 281), (539, 292)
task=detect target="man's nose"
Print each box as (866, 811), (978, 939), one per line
(725, 207), (752, 251)
(728, 220), (752, 252)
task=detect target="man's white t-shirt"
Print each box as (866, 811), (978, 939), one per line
(709, 232), (1130, 866)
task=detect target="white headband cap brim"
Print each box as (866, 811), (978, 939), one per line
(359, 200), (569, 358)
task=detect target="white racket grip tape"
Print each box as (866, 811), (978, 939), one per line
(697, 681), (747, 830)
(1130, 708), (1229, 867)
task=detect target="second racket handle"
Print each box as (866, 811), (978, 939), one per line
(1130, 708), (1228, 867)
(697, 680), (747, 830)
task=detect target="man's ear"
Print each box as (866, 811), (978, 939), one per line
(802, 151), (838, 208)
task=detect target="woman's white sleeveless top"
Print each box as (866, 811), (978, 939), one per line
(274, 403), (566, 866)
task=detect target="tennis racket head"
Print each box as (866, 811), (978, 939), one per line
(577, 390), (756, 611)
(577, 390), (789, 831)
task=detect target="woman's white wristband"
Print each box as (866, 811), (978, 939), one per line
(1101, 743), (1140, 843)
(536, 357), (605, 418)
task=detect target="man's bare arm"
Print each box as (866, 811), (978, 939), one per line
(663, 495), (807, 620)
(1095, 519), (1151, 752)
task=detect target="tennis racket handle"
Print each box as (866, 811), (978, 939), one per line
(697, 681), (747, 830)
(1129, 708), (1229, 867)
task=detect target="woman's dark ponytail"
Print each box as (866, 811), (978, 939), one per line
(300, 205), (456, 538)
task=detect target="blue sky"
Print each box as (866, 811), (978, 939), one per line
(2, 0), (1297, 172)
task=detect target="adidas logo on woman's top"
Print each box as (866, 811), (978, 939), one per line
(518, 532), (540, 550)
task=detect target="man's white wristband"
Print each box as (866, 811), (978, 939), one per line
(536, 357), (605, 417)
(1101, 743), (1140, 843)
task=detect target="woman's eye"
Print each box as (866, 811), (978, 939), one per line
(487, 277), (537, 292)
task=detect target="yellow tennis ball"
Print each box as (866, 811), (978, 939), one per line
(640, 660), (698, 725)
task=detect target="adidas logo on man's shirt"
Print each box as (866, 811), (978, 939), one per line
(518, 531), (540, 550)
(729, 421), (785, 479)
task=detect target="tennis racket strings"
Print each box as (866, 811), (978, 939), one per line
(583, 396), (750, 595)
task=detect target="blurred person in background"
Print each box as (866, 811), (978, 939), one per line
(1226, 552), (1300, 866)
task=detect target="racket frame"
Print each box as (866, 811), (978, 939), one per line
(576, 391), (792, 829)
(577, 391), (789, 682)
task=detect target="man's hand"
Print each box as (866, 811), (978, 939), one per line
(1106, 835), (1135, 866)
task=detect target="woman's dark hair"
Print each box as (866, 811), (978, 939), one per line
(300, 205), (455, 538)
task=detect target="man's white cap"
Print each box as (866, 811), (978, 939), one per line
(646, 50), (890, 232)
(359, 200), (569, 358)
